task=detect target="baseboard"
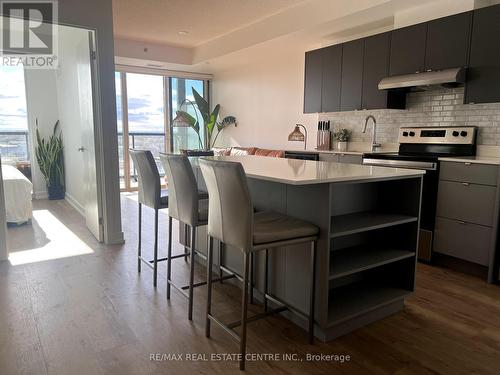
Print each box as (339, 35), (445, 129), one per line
(105, 230), (125, 245)
(64, 193), (85, 217)
(33, 190), (48, 200)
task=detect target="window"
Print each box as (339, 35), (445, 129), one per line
(170, 78), (205, 154)
(0, 66), (29, 162)
(115, 69), (209, 191)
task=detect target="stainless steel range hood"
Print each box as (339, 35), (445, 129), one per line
(378, 67), (466, 90)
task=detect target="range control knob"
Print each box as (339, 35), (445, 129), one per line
(452, 131), (460, 137)
(460, 131), (468, 137)
(402, 131), (409, 137)
(409, 131), (416, 137)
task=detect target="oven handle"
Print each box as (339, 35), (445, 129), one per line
(362, 158), (437, 170)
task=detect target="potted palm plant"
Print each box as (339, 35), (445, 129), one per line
(173, 88), (237, 150)
(35, 119), (65, 200)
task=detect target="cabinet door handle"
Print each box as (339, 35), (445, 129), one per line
(458, 221), (467, 225)
(464, 162), (471, 166)
(462, 182), (470, 186)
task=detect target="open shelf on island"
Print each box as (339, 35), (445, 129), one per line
(330, 212), (418, 238)
(329, 246), (415, 280)
(328, 282), (411, 326)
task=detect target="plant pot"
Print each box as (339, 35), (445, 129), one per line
(337, 141), (348, 152)
(48, 184), (65, 200)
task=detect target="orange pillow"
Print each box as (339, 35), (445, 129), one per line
(267, 150), (285, 158)
(254, 148), (272, 156)
(230, 147), (256, 156)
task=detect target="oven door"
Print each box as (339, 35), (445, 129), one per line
(363, 156), (438, 262)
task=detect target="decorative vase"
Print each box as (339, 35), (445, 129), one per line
(337, 141), (348, 152)
(47, 184), (65, 200)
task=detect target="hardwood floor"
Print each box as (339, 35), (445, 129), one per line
(1, 195), (500, 374)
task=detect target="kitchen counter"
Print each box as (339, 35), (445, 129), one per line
(196, 155), (424, 185)
(189, 155), (423, 342)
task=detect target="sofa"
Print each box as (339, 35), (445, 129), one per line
(212, 146), (285, 158)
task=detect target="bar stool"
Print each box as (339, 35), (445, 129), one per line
(159, 153), (233, 320)
(129, 149), (207, 287)
(129, 149), (168, 287)
(199, 159), (318, 371)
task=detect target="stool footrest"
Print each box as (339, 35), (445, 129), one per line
(227, 305), (288, 329)
(264, 293), (309, 320)
(207, 314), (241, 343)
(167, 279), (190, 299)
(149, 253), (188, 263)
(138, 256), (155, 269)
(180, 274), (235, 290)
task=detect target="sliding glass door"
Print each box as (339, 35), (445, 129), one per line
(116, 70), (209, 191)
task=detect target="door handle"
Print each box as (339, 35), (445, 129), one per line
(78, 147), (85, 152)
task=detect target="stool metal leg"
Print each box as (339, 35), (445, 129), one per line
(188, 225), (196, 320)
(153, 208), (159, 287)
(240, 252), (250, 371)
(264, 249), (269, 312)
(309, 240), (317, 344)
(184, 224), (189, 262)
(249, 252), (254, 304)
(206, 236), (214, 337)
(137, 203), (142, 273)
(166, 216), (173, 299)
(218, 241), (224, 284)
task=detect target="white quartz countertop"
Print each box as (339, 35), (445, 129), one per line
(194, 155), (425, 185)
(439, 156), (500, 165)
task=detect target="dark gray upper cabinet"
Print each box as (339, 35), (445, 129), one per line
(304, 49), (323, 113)
(361, 32), (405, 110)
(340, 39), (364, 111)
(465, 4), (500, 104)
(425, 12), (472, 71)
(322, 44), (343, 112)
(389, 23), (427, 76)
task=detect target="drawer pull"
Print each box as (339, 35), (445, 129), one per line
(462, 182), (470, 186)
(464, 162), (472, 166)
(458, 221), (467, 225)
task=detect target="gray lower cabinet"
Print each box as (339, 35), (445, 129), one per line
(434, 217), (491, 266)
(436, 180), (496, 226)
(319, 153), (363, 164)
(319, 154), (338, 162)
(337, 154), (363, 164)
(439, 161), (498, 186)
(434, 161), (500, 282)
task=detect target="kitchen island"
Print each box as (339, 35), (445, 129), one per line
(188, 155), (424, 342)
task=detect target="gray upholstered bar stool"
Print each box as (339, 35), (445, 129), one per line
(159, 153), (232, 320)
(199, 159), (318, 371)
(129, 149), (168, 287)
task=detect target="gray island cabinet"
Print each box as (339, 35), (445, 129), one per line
(188, 155), (424, 342)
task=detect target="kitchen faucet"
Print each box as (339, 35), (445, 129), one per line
(363, 115), (381, 152)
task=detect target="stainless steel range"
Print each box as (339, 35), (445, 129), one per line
(363, 126), (478, 262)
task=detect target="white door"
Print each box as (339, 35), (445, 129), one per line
(75, 31), (103, 241)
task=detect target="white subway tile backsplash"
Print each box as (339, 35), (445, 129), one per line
(319, 87), (500, 145)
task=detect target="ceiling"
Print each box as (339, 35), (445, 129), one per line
(112, 0), (307, 47)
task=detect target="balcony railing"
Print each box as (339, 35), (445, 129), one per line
(117, 131), (166, 187)
(0, 130), (30, 161)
